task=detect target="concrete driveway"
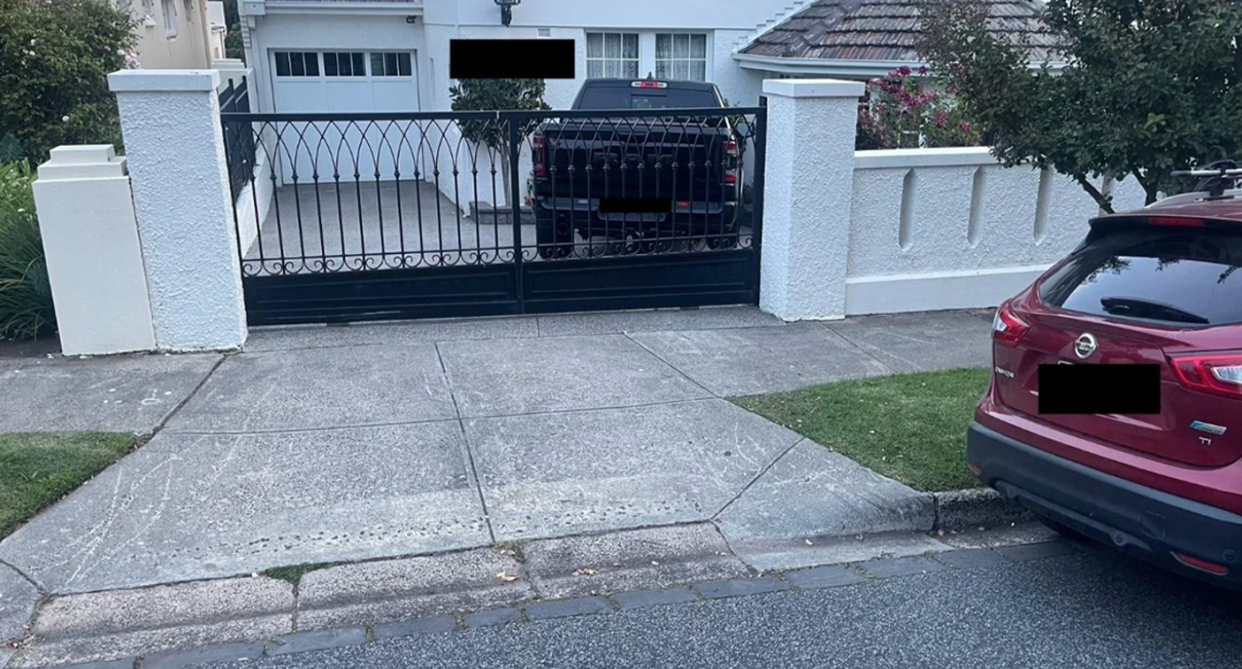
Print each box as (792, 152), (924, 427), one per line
(0, 307), (994, 596)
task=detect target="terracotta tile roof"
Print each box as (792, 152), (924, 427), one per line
(740, 0), (1059, 63)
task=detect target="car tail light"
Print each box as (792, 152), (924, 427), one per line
(725, 140), (739, 157)
(631, 81), (668, 89)
(724, 172), (737, 184)
(1147, 216), (1205, 228)
(1169, 351), (1242, 399)
(992, 303), (1030, 347)
(533, 135), (547, 178)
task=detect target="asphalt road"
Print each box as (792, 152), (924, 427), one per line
(206, 544), (1242, 669)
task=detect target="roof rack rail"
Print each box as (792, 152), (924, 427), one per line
(1172, 159), (1241, 200)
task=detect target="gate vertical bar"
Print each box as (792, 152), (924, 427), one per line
(507, 112), (525, 307)
(749, 96), (768, 298)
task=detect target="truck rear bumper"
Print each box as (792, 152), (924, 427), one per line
(536, 199), (738, 236)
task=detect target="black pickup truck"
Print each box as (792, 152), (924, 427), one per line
(529, 78), (745, 259)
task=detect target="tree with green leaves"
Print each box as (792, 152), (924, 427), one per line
(448, 79), (551, 202)
(0, 0), (137, 162)
(919, 0), (1242, 212)
(222, 0), (244, 61)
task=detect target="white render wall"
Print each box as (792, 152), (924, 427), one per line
(32, 146), (157, 356)
(843, 149), (1149, 315)
(109, 70), (248, 351)
(756, 80), (1155, 321)
(759, 79), (865, 321)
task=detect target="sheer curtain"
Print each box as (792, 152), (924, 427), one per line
(655, 34), (707, 81)
(587, 32), (638, 79)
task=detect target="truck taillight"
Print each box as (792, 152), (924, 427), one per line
(1170, 352), (1242, 399)
(724, 172), (737, 184)
(533, 136), (547, 178)
(725, 140), (739, 157)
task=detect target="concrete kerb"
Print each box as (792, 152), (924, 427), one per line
(931, 487), (1035, 531)
(8, 523), (1075, 668)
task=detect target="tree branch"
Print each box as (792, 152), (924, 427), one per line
(1074, 174), (1112, 213)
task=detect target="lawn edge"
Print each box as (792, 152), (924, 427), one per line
(932, 487), (1034, 531)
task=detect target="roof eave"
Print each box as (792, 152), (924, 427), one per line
(733, 53), (927, 78)
(733, 52), (1066, 78)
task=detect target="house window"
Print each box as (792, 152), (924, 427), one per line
(655, 33), (707, 81)
(274, 52), (320, 77)
(371, 52), (412, 77)
(161, 0), (177, 37)
(586, 32), (639, 78)
(324, 52), (366, 77)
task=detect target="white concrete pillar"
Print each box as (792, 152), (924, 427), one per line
(212, 59), (251, 92)
(759, 79), (864, 321)
(108, 69), (247, 351)
(32, 146), (157, 356)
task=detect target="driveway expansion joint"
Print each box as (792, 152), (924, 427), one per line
(709, 437), (807, 521)
(621, 332), (720, 398)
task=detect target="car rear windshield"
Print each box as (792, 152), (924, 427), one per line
(575, 87), (721, 110)
(1038, 228), (1242, 327)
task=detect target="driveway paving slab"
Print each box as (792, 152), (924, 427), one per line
(0, 353), (220, 434)
(629, 323), (892, 396)
(165, 345), (456, 432)
(465, 399), (800, 540)
(0, 422), (486, 593)
(439, 334), (711, 418)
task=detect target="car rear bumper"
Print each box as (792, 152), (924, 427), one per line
(967, 421), (1242, 588)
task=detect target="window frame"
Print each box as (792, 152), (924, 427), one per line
(585, 31), (641, 79)
(161, 0), (178, 38)
(654, 32), (709, 82)
(273, 51), (321, 78)
(585, 31), (712, 82)
(370, 51), (414, 77)
(323, 52), (366, 78)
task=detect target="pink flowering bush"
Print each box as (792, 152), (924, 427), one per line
(856, 66), (982, 150)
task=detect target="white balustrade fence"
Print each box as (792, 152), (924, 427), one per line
(758, 79), (1152, 321)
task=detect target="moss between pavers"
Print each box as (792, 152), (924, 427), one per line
(731, 367), (991, 493)
(0, 432), (139, 538)
(264, 562), (336, 585)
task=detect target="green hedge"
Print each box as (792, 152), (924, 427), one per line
(0, 161), (54, 340)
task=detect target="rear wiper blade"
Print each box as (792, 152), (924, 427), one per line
(1099, 296), (1210, 324)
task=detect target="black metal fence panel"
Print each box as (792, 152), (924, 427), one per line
(219, 77), (256, 199)
(221, 102), (766, 324)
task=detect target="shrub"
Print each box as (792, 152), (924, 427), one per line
(0, 0), (137, 162)
(0, 161), (54, 340)
(919, 0), (1242, 210)
(449, 79), (551, 198)
(855, 66), (982, 150)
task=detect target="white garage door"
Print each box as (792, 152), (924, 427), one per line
(270, 50), (422, 184)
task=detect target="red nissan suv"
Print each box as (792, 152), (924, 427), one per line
(967, 174), (1242, 588)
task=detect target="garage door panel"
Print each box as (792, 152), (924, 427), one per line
(272, 50), (420, 185)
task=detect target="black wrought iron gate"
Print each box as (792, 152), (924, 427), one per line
(221, 102), (766, 326)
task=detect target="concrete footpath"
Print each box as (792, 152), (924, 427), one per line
(0, 306), (1023, 667)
